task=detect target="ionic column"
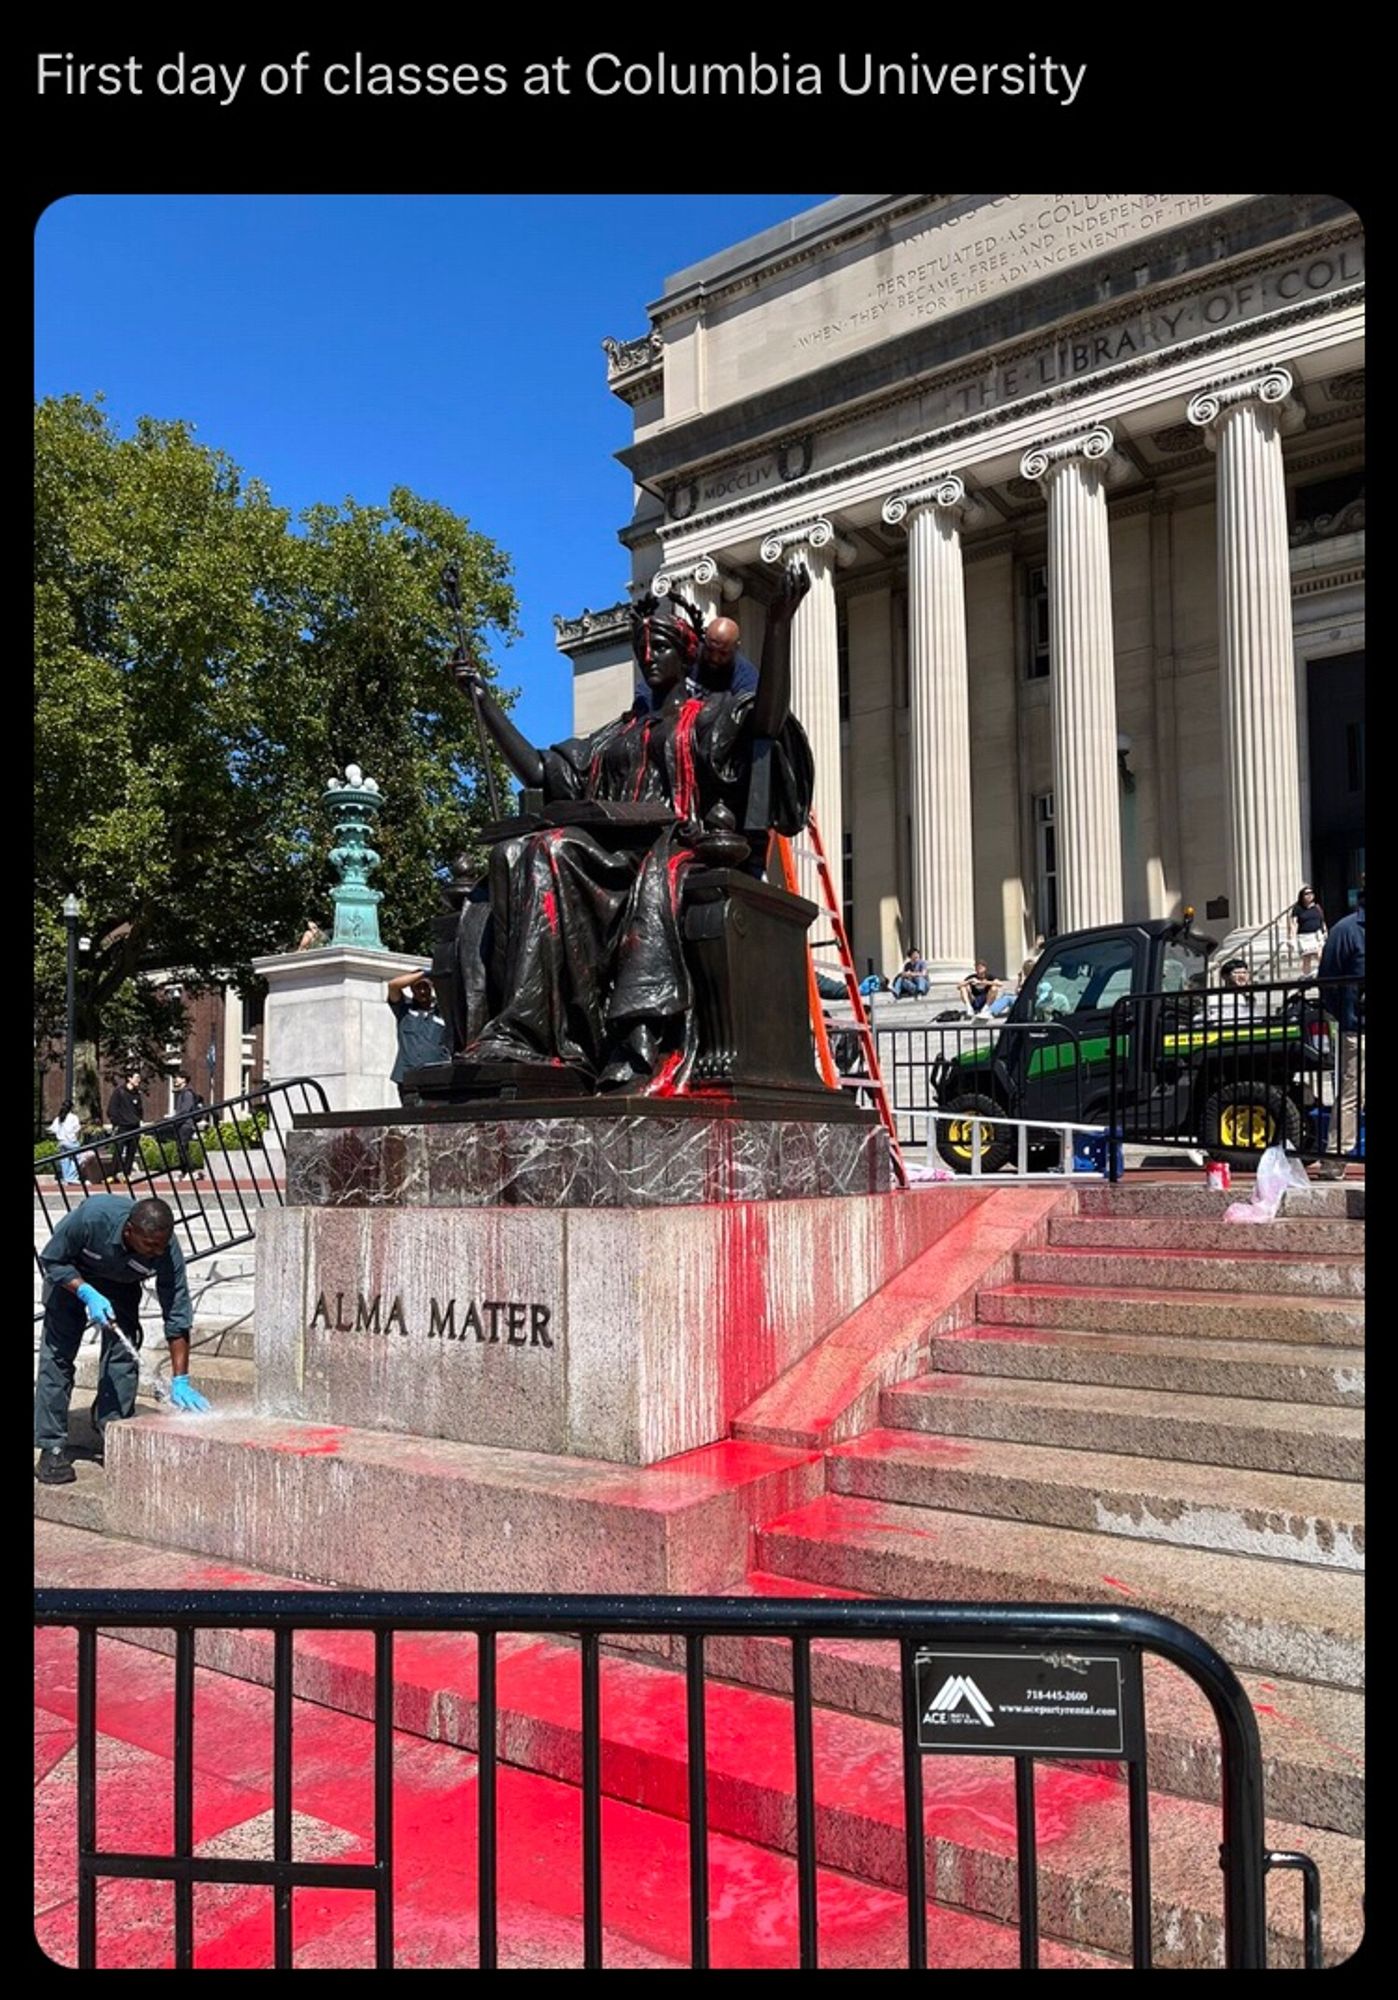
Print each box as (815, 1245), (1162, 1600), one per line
(1187, 367), (1305, 931)
(882, 475), (985, 975)
(1020, 424), (1126, 931)
(760, 518), (854, 924)
(651, 553), (742, 626)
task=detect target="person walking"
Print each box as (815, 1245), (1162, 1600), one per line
(48, 1099), (82, 1188)
(106, 1070), (144, 1177)
(1316, 884), (1365, 1179)
(34, 1193), (209, 1484)
(170, 1072), (205, 1179)
(387, 970), (451, 1101)
(1288, 884), (1327, 974)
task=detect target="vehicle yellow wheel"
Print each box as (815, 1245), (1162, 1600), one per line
(1219, 1103), (1274, 1151)
(936, 1094), (1013, 1174)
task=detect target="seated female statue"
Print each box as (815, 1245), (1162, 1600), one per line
(451, 564), (813, 1090)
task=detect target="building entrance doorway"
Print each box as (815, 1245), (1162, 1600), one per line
(1306, 651), (1365, 920)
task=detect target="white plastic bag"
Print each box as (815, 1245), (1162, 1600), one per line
(1224, 1144), (1310, 1223)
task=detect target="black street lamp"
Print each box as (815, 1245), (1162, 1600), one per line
(62, 893), (80, 1107)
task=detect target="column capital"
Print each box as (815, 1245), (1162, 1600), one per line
(650, 554), (743, 603)
(1186, 365), (1305, 439)
(759, 517), (857, 568)
(1019, 423), (1127, 488)
(881, 473), (988, 531)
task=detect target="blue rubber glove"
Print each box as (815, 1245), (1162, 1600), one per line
(75, 1283), (115, 1325)
(169, 1375), (211, 1413)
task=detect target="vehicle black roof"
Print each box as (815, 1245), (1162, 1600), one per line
(1042, 918), (1218, 953)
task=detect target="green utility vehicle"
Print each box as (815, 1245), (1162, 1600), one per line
(932, 917), (1329, 1172)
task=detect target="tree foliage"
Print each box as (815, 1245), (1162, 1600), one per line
(35, 395), (519, 1093)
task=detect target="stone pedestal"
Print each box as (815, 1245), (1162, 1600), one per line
(254, 946), (425, 1113)
(253, 1130), (949, 1466)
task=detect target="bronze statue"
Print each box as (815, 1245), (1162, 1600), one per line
(447, 565), (813, 1092)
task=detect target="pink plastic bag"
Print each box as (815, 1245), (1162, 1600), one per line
(1224, 1144), (1310, 1223)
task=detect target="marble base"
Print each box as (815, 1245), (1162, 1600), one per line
(286, 1104), (890, 1208)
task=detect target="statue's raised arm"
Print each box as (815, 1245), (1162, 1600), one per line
(451, 660), (545, 792)
(748, 559), (811, 739)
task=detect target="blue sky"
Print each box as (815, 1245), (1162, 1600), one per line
(35, 194), (831, 749)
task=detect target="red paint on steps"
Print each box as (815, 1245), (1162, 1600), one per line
(1251, 1704), (1365, 1768)
(264, 1427), (347, 1457)
(1099, 1577), (1135, 1596)
(36, 1632), (1107, 1969)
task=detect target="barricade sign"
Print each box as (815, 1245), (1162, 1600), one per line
(914, 1646), (1141, 1757)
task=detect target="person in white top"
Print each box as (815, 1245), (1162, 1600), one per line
(48, 1100), (82, 1187)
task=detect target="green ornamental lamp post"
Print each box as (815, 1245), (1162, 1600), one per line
(325, 764), (386, 951)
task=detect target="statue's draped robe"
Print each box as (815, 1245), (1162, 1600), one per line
(458, 690), (813, 1087)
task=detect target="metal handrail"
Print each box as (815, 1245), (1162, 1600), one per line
(33, 1076), (330, 1318)
(33, 1591), (1311, 1969)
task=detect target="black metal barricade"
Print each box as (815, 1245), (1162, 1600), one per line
(33, 1078), (329, 1313)
(32, 1591), (1322, 1969)
(1106, 976), (1364, 1178)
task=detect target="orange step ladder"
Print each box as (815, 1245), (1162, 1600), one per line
(771, 815), (909, 1189)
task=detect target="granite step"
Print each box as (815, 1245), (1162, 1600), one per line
(931, 1326), (1364, 1408)
(883, 1373), (1365, 1480)
(1072, 1184), (1364, 1221)
(1016, 1246), (1364, 1298)
(977, 1282), (1363, 1347)
(1048, 1215), (1365, 1255)
(757, 1493), (1364, 1689)
(31, 1523), (1358, 1965)
(100, 1413), (823, 1596)
(826, 1429), (1364, 1569)
(718, 1573), (1365, 1842)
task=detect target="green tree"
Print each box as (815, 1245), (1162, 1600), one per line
(35, 395), (519, 1103)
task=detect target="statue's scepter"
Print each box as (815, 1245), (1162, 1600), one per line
(441, 562), (503, 820)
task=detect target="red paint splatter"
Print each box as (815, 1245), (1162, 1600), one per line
(1099, 1576), (1134, 1596)
(631, 720), (653, 800)
(265, 1427), (346, 1458)
(540, 888), (558, 933)
(641, 1051), (685, 1099)
(671, 697), (702, 820)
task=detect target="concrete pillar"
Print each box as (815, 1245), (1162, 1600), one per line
(844, 584), (903, 977)
(1020, 424), (1126, 931)
(760, 518), (855, 933)
(882, 475), (985, 978)
(1187, 366), (1306, 931)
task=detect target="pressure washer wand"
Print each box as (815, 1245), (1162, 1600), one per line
(85, 1315), (169, 1402)
(441, 562), (503, 820)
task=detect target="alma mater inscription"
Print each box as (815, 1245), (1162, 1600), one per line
(310, 1291), (554, 1347)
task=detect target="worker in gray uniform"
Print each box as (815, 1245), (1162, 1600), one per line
(35, 1193), (208, 1485)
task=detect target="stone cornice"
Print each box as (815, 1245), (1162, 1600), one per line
(553, 602), (632, 652)
(623, 211), (1361, 494)
(649, 285), (1361, 549)
(602, 332), (664, 405)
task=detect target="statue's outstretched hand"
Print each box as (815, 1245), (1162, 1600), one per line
(768, 560), (812, 626)
(453, 658), (487, 698)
